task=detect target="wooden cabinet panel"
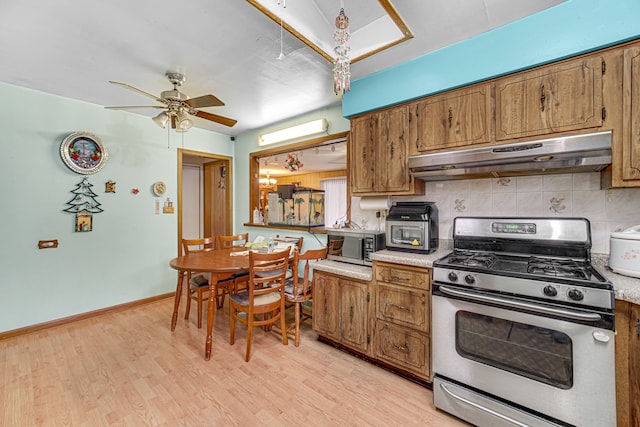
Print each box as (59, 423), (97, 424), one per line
(375, 264), (430, 289)
(412, 84), (492, 152)
(340, 280), (368, 351)
(349, 115), (376, 193)
(350, 105), (423, 196)
(372, 261), (431, 381)
(622, 46), (640, 181)
(614, 300), (640, 427)
(312, 273), (340, 341)
(496, 56), (604, 140)
(375, 321), (429, 378)
(312, 271), (369, 354)
(376, 282), (429, 333)
(377, 106), (411, 193)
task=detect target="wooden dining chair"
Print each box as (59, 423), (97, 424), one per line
(182, 237), (234, 327)
(284, 247), (327, 347)
(229, 247), (291, 362)
(217, 233), (250, 294)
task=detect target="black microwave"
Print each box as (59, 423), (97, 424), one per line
(326, 229), (385, 266)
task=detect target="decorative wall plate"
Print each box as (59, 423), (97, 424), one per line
(153, 181), (166, 197)
(60, 131), (108, 174)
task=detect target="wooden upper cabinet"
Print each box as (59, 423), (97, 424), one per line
(377, 106), (411, 193)
(350, 114), (377, 193)
(411, 84), (493, 152)
(495, 56), (604, 141)
(350, 105), (423, 195)
(622, 45), (640, 181)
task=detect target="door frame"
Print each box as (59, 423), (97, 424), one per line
(177, 148), (233, 256)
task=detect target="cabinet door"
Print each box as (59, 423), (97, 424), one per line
(312, 273), (340, 340)
(375, 321), (430, 379)
(412, 85), (492, 152)
(349, 115), (377, 193)
(339, 279), (368, 352)
(623, 46), (640, 181)
(376, 105), (411, 192)
(496, 56), (604, 140)
(376, 282), (429, 333)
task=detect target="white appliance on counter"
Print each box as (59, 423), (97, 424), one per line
(610, 225), (640, 278)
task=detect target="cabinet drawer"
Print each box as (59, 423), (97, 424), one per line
(375, 265), (429, 289)
(375, 321), (430, 379)
(376, 282), (429, 332)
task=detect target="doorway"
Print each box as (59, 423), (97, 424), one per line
(177, 149), (233, 255)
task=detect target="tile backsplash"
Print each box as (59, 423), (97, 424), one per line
(351, 172), (640, 255)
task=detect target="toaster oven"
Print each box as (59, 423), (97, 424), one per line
(385, 202), (438, 254)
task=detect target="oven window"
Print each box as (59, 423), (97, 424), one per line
(455, 311), (573, 389)
(390, 225), (422, 246)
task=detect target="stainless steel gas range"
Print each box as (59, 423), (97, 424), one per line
(431, 217), (616, 427)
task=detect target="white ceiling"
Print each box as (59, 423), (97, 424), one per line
(0, 0), (563, 136)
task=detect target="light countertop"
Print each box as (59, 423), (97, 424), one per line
(313, 245), (640, 306)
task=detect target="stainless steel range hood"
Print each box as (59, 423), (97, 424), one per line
(408, 131), (612, 181)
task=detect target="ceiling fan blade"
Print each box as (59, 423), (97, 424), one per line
(108, 81), (167, 104)
(105, 105), (166, 110)
(184, 94), (224, 108)
(193, 110), (237, 127)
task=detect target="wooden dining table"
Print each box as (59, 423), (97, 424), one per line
(169, 247), (250, 360)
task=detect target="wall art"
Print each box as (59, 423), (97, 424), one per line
(60, 131), (108, 175)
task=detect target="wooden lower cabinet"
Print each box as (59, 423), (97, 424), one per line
(312, 271), (369, 354)
(615, 300), (640, 427)
(373, 261), (431, 382)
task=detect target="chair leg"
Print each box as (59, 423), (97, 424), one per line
(184, 287), (192, 320)
(230, 305), (236, 345)
(294, 302), (301, 347)
(280, 305), (288, 346)
(245, 313), (253, 362)
(196, 288), (204, 328)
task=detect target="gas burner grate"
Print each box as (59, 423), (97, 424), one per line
(527, 257), (588, 279)
(448, 251), (498, 269)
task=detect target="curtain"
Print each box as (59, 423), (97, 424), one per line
(321, 177), (347, 227)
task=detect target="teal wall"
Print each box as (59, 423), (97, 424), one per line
(343, 0), (640, 117)
(0, 82), (232, 332)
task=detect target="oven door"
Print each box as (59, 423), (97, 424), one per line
(386, 221), (427, 251)
(432, 283), (616, 427)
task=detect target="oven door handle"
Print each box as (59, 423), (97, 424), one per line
(438, 285), (602, 322)
(439, 383), (530, 427)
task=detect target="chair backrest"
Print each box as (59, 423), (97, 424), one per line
(248, 247), (291, 300)
(284, 236), (304, 250)
(218, 233), (249, 249)
(182, 236), (217, 254)
(328, 238), (343, 256)
(291, 247), (328, 296)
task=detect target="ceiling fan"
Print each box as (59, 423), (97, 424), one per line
(105, 72), (237, 131)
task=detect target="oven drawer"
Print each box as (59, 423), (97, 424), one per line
(375, 263), (430, 289)
(374, 321), (430, 379)
(376, 282), (429, 332)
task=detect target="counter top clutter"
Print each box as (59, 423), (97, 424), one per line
(313, 243), (640, 305)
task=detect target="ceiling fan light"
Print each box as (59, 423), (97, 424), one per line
(152, 111), (169, 128)
(177, 112), (193, 131)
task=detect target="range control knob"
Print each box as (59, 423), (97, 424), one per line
(448, 271), (459, 282)
(543, 285), (558, 297)
(464, 275), (476, 285)
(568, 289), (584, 301)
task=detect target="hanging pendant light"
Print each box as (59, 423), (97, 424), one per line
(333, 7), (351, 96)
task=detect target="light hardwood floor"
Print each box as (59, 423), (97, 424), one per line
(0, 297), (470, 426)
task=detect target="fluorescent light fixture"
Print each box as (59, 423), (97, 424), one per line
(259, 118), (328, 146)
